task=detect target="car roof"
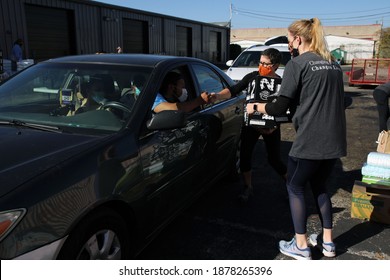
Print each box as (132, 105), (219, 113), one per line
(264, 35), (289, 46)
(244, 44), (289, 52)
(44, 54), (208, 67)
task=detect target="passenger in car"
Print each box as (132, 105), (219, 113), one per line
(120, 74), (146, 108)
(152, 71), (210, 113)
(76, 74), (117, 113)
(210, 48), (287, 203)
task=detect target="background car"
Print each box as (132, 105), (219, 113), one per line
(225, 43), (291, 82)
(0, 54), (245, 259)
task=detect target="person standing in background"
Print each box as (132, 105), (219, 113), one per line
(373, 81), (390, 132)
(247, 18), (347, 260)
(211, 48), (287, 202)
(11, 38), (23, 73)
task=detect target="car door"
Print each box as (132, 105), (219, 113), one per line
(190, 62), (245, 184)
(136, 64), (217, 236)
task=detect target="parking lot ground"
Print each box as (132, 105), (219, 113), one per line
(138, 84), (390, 260)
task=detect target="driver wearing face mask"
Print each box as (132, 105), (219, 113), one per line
(152, 71), (210, 113)
(178, 88), (188, 102)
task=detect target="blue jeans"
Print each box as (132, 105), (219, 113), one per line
(287, 156), (336, 234)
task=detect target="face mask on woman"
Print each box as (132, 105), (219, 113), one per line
(258, 65), (273, 76)
(288, 38), (300, 58)
(289, 46), (299, 58)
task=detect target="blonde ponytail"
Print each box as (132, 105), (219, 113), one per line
(288, 18), (333, 62)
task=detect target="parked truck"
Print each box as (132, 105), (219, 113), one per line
(347, 58), (390, 87)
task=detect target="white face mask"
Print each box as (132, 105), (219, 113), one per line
(178, 88), (188, 102)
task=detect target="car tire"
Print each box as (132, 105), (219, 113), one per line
(57, 207), (130, 260)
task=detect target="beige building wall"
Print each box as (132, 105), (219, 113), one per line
(231, 24), (382, 43)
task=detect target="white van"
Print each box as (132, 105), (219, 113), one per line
(225, 44), (291, 82)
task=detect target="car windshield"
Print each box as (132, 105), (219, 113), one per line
(232, 50), (291, 67)
(0, 62), (152, 134)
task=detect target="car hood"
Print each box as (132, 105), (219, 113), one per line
(0, 126), (101, 197)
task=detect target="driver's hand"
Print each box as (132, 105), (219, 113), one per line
(200, 91), (209, 104)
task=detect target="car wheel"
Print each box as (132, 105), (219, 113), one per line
(57, 207), (130, 260)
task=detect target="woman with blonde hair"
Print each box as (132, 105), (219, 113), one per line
(247, 18), (347, 260)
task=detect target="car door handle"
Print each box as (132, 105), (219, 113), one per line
(234, 106), (241, 114)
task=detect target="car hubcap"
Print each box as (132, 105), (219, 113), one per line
(77, 229), (121, 260)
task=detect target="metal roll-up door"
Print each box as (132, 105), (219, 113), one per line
(25, 5), (76, 61)
(176, 26), (192, 57)
(123, 19), (148, 53)
(209, 31), (221, 63)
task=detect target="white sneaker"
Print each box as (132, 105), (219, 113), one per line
(309, 234), (336, 257)
(279, 238), (312, 260)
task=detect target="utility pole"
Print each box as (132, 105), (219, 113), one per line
(377, 18), (384, 58)
(229, 2), (233, 28)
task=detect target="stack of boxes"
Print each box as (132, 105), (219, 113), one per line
(351, 131), (390, 224)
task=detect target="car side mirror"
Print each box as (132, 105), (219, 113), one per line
(146, 110), (186, 130)
(226, 60), (233, 67)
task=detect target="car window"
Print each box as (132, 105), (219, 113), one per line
(232, 50), (291, 68)
(226, 47), (292, 82)
(172, 66), (197, 101)
(192, 64), (226, 108)
(232, 51), (260, 67)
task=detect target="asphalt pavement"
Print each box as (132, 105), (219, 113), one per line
(138, 77), (390, 260)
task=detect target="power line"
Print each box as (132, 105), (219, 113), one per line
(232, 5), (390, 26)
(233, 5), (390, 17)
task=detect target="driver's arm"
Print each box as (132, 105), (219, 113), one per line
(153, 92), (208, 113)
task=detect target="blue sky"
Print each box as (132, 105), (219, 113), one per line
(94, 0), (390, 28)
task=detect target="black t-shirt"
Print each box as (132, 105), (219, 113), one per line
(229, 71), (258, 97)
(229, 71), (290, 116)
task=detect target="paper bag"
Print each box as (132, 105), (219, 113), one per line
(376, 130), (390, 154)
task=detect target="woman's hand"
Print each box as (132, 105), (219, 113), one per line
(246, 103), (257, 115)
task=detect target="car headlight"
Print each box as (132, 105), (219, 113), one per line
(0, 209), (26, 242)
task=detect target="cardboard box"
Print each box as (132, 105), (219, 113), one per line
(246, 111), (278, 128)
(351, 180), (390, 224)
(244, 75), (291, 128)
